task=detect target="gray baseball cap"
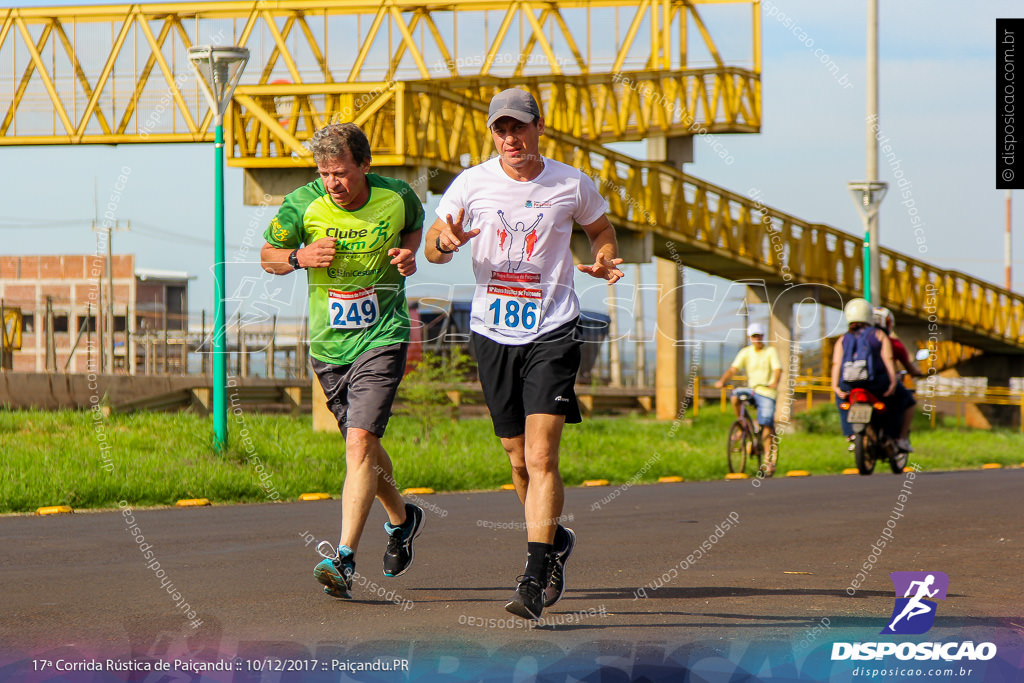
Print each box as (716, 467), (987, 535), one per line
(487, 88), (541, 128)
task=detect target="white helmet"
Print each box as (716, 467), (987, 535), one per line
(844, 298), (874, 325)
(873, 307), (894, 333)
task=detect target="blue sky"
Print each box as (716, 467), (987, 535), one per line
(1, 0), (1019, 358)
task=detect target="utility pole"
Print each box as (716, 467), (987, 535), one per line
(848, 0), (886, 305)
(1007, 190), (1013, 291)
(634, 265), (646, 387)
(92, 219), (130, 373)
(607, 282), (621, 386)
(866, 0), (880, 304)
(45, 296), (56, 372)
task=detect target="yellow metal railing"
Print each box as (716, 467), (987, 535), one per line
(226, 67), (760, 164)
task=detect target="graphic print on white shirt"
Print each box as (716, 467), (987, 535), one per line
(496, 210), (543, 272)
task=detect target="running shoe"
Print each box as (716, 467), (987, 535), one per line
(505, 574), (544, 620)
(382, 503), (424, 577)
(543, 526), (575, 607)
(314, 542), (355, 599)
(896, 438), (914, 454)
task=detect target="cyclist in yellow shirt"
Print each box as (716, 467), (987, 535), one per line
(714, 323), (782, 474)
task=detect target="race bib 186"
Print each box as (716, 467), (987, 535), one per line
(485, 284), (543, 332)
(328, 287), (380, 329)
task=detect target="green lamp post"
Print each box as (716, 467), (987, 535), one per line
(848, 180), (887, 305)
(187, 45), (249, 450)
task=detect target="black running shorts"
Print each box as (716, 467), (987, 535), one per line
(311, 343), (407, 437)
(472, 319), (583, 438)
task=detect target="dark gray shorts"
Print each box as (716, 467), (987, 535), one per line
(311, 343), (407, 437)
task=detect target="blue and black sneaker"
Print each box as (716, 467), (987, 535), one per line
(314, 542), (355, 599)
(383, 503), (424, 577)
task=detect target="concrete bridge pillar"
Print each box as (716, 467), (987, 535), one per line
(243, 168), (316, 205)
(650, 134), (693, 421)
(655, 257), (686, 420)
(378, 165), (430, 202)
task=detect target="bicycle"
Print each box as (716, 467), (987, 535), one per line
(725, 387), (776, 476)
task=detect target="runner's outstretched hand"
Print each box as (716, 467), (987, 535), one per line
(578, 253), (625, 283)
(437, 209), (480, 253)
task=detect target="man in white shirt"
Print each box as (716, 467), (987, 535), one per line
(425, 88), (624, 620)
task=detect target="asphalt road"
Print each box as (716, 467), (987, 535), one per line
(2, 467), (1022, 681)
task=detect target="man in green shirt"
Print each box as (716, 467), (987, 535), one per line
(261, 123), (425, 600)
(714, 323), (782, 475)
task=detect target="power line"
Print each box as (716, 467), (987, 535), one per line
(0, 218), (91, 228)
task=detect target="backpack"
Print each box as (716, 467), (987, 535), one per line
(840, 326), (881, 385)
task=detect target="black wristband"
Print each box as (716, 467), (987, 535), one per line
(288, 249), (303, 270)
(435, 235), (455, 254)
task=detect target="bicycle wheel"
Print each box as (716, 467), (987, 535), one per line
(750, 425), (766, 474)
(727, 420), (750, 473)
(854, 427), (876, 475)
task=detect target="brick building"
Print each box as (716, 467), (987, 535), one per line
(0, 254), (189, 374)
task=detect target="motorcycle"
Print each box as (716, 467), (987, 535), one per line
(841, 387), (908, 475)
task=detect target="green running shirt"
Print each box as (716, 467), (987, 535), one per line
(263, 174), (424, 366)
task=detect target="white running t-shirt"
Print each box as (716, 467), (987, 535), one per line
(436, 157), (609, 344)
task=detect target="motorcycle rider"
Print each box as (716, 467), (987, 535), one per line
(831, 298), (913, 453)
(874, 307), (922, 452)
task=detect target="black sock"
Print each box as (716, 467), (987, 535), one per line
(525, 542), (552, 581)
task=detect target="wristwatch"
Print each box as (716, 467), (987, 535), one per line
(435, 235), (455, 254)
(288, 249), (303, 270)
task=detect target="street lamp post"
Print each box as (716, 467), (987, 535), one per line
(188, 45), (249, 450)
(849, 0), (884, 305)
(848, 181), (887, 304)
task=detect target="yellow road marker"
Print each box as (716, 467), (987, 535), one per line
(175, 498), (211, 507)
(299, 492), (332, 501)
(35, 505), (73, 515)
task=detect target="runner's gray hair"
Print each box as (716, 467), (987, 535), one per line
(310, 123), (372, 166)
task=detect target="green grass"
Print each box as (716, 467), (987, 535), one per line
(1, 406), (1021, 513)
